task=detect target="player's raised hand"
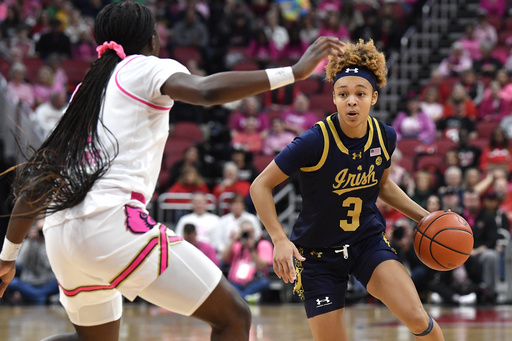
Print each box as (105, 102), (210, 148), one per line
(291, 36), (345, 81)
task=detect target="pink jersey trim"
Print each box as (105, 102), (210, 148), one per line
(114, 56), (173, 111)
(59, 226), (183, 297)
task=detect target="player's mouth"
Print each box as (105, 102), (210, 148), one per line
(346, 111), (358, 118)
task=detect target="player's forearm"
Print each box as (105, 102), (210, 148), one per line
(379, 179), (428, 223)
(250, 182), (288, 244)
(4, 198), (43, 244)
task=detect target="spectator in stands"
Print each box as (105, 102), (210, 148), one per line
(410, 170), (436, 209)
(229, 96), (270, 139)
(166, 145), (205, 190)
(499, 112), (512, 139)
(425, 193), (442, 213)
(389, 149), (414, 193)
(165, 166), (210, 200)
(455, 128), (482, 172)
(211, 194), (262, 255)
(280, 92), (319, 135)
(458, 23), (483, 61)
(458, 69), (485, 106)
(280, 22), (309, 64)
(440, 186), (463, 214)
(183, 223), (219, 266)
(462, 167), (494, 195)
(478, 80), (511, 122)
(473, 40), (503, 78)
(378, 2), (403, 54)
(30, 9), (51, 41)
(7, 62), (35, 107)
(174, 192), (220, 244)
(72, 29), (96, 63)
(462, 190), (499, 304)
(46, 53), (69, 94)
(221, 220), (273, 302)
(486, 68), (512, 102)
(437, 41), (473, 78)
(64, 8), (91, 45)
(6, 219), (59, 305)
(479, 126), (512, 173)
(32, 90), (67, 139)
(0, 5), (20, 41)
(392, 95), (437, 144)
(482, 189), (510, 233)
(440, 83), (478, 126)
(35, 18), (72, 60)
(420, 87), (444, 123)
(474, 9), (498, 46)
(246, 26), (280, 69)
(172, 6), (209, 51)
(33, 65), (65, 107)
(229, 147), (259, 183)
(479, 0), (508, 17)
(317, 10), (350, 42)
(263, 117), (296, 156)
(298, 12), (320, 44)
(376, 197), (406, 238)
(231, 116), (264, 155)
(339, 1), (364, 35)
(264, 9), (289, 52)
(212, 161), (251, 201)
(352, 8), (383, 50)
(315, 0), (342, 19)
(420, 69), (451, 105)
(439, 165), (465, 197)
(11, 23), (35, 58)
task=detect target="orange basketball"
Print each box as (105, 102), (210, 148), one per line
(413, 210), (474, 271)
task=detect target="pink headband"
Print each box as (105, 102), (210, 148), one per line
(96, 41), (126, 60)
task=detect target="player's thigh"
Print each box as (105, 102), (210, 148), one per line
(308, 308), (347, 341)
(366, 260), (426, 323)
(138, 241), (223, 316)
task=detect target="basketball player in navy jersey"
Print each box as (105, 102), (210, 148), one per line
(250, 39), (445, 341)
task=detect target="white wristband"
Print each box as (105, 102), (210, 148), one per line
(265, 67), (295, 90)
(0, 237), (23, 261)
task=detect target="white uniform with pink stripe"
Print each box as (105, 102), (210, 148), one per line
(44, 55), (222, 326)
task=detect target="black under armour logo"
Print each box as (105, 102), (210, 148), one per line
(352, 152), (362, 160)
(345, 68), (359, 73)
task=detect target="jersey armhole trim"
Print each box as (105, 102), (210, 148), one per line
(373, 117), (390, 161)
(300, 121), (329, 172)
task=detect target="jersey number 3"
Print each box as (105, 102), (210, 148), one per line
(340, 197), (362, 231)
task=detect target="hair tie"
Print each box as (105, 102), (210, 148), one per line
(96, 41), (126, 60)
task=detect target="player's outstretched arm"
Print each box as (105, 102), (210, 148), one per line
(162, 37), (344, 106)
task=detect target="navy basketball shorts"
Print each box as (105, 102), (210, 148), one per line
(293, 232), (400, 318)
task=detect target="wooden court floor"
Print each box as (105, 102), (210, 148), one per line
(1, 302), (512, 340)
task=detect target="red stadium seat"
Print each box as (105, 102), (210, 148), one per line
(253, 154), (275, 173)
(396, 138), (424, 157)
(231, 60), (259, 71)
(22, 57), (45, 83)
(62, 59), (91, 92)
(476, 120), (499, 139)
(307, 93), (335, 112)
(172, 46), (202, 65)
(171, 121), (204, 143)
(298, 78), (320, 95)
(416, 154), (444, 172)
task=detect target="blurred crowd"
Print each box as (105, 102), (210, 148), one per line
(1, 0), (512, 306)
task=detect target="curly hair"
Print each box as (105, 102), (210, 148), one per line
(325, 39), (387, 89)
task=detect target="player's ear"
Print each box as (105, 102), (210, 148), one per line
(371, 91), (378, 105)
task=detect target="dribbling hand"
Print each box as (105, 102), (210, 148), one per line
(0, 260), (16, 298)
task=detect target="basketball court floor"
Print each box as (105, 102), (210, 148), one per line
(1, 301), (512, 340)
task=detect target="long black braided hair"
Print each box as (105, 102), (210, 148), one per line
(11, 2), (156, 215)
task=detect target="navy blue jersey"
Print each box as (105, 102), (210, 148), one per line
(275, 113), (397, 248)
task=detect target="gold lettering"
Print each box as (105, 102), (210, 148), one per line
(332, 165), (378, 195)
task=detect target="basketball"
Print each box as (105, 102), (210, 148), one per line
(413, 210), (474, 271)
